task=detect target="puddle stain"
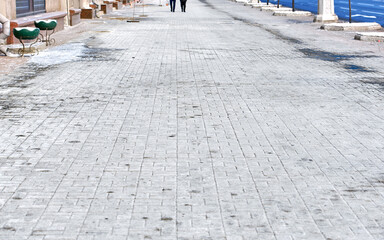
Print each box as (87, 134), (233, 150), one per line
(262, 27), (303, 44)
(299, 48), (377, 72)
(198, 0), (304, 44)
(0, 64), (51, 89)
(199, 0), (380, 74)
(299, 48), (376, 62)
(361, 77), (384, 88)
(79, 45), (120, 62)
(0, 37), (122, 115)
(0, 63), (53, 111)
(344, 64), (374, 73)
(0, 226), (16, 231)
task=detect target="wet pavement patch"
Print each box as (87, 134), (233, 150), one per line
(0, 63), (54, 113)
(263, 27), (303, 44)
(28, 37), (122, 66)
(0, 98), (26, 113)
(1, 226), (16, 231)
(79, 36), (123, 62)
(298, 48), (376, 62)
(361, 77), (384, 88)
(299, 48), (377, 72)
(344, 189), (369, 193)
(80, 45), (119, 62)
(0, 63), (51, 90)
(343, 64), (374, 73)
(198, 0), (250, 24)
(198, 0), (303, 44)
(0, 37), (123, 116)
(199, 0), (215, 9)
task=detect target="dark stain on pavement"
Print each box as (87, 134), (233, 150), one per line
(200, 0), (380, 74)
(344, 189), (369, 193)
(80, 36), (122, 62)
(299, 48), (376, 62)
(261, 27), (303, 44)
(361, 77), (384, 88)
(299, 48), (377, 72)
(343, 64), (374, 73)
(1, 63), (51, 89)
(0, 63), (52, 112)
(80, 45), (117, 62)
(0, 226), (16, 231)
(198, 0), (304, 45)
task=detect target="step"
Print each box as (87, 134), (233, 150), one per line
(321, 22), (382, 31)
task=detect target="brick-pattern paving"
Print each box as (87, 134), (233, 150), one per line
(1, 0), (384, 239)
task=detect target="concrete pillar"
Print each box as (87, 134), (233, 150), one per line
(314, 0), (338, 23)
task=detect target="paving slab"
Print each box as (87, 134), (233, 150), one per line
(321, 22), (382, 31)
(0, 0), (384, 239)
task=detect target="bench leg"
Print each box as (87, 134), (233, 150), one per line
(18, 39), (25, 57)
(18, 38), (39, 57)
(47, 29), (56, 46)
(29, 38), (39, 56)
(38, 29), (56, 46)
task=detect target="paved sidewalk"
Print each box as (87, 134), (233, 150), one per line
(1, 0), (384, 239)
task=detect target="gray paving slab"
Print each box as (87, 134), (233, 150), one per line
(0, 0), (384, 239)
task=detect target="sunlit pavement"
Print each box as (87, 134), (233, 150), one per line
(1, 0), (384, 239)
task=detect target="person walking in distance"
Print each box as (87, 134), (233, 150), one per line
(170, 0), (176, 12)
(180, 0), (187, 12)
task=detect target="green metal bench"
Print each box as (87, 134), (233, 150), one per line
(34, 20), (57, 46)
(13, 27), (40, 57)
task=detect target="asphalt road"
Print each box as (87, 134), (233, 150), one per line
(269, 0), (384, 25)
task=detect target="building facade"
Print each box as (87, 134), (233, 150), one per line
(0, 0), (103, 20)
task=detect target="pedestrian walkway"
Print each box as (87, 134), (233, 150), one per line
(0, 0), (384, 239)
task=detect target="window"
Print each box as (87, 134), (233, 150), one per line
(16, 0), (46, 17)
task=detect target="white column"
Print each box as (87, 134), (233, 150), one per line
(314, 0), (338, 22)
